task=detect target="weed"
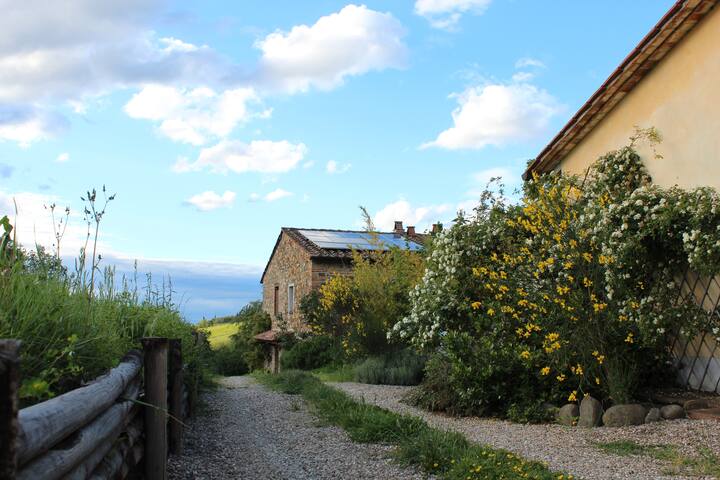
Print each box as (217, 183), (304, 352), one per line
(595, 440), (720, 477)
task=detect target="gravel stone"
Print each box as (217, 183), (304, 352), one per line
(332, 382), (720, 480)
(168, 376), (432, 480)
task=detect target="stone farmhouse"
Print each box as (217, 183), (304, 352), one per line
(255, 221), (429, 372)
(525, 0), (720, 392)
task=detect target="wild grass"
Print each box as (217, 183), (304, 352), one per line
(202, 322), (240, 349)
(255, 370), (566, 480)
(595, 440), (720, 477)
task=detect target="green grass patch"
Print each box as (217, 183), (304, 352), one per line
(595, 440), (720, 477)
(255, 370), (567, 480)
(311, 364), (356, 382)
(201, 322), (239, 349)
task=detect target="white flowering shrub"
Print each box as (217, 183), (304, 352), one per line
(396, 140), (720, 415)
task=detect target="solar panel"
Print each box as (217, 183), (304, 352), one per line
(298, 230), (423, 251)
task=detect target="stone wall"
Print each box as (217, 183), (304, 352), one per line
(311, 258), (353, 290)
(262, 233), (313, 332)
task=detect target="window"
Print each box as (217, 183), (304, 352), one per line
(273, 286), (279, 316)
(287, 284), (295, 314)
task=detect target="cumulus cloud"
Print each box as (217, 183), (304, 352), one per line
(56, 152), (70, 163)
(414, 0), (491, 29)
(422, 81), (562, 150)
(185, 190), (236, 211)
(124, 85), (268, 145)
(253, 4), (407, 93)
(373, 199), (452, 232)
(325, 160), (351, 174)
(174, 140), (307, 174)
(0, 104), (68, 146)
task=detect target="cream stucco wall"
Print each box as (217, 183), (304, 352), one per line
(558, 6), (720, 190)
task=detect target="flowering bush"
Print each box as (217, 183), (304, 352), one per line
(394, 138), (720, 415)
(305, 238), (424, 357)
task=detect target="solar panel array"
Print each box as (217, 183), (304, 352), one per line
(298, 230), (423, 251)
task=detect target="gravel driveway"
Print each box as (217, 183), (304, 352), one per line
(332, 382), (720, 480)
(168, 376), (429, 480)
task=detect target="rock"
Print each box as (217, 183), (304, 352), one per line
(645, 407), (661, 423)
(578, 395), (603, 427)
(557, 403), (579, 426)
(660, 404), (685, 420)
(684, 399), (710, 411)
(602, 404), (647, 427)
(687, 407), (720, 421)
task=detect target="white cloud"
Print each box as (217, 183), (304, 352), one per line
(0, 105), (68, 146)
(264, 188), (293, 202)
(249, 189), (293, 202)
(414, 0), (491, 29)
(56, 152), (70, 163)
(124, 85), (267, 145)
(326, 160), (351, 174)
(254, 4), (407, 93)
(176, 140), (307, 174)
(422, 81), (562, 150)
(302, 161), (315, 169)
(515, 57), (545, 69)
(185, 190), (236, 211)
(373, 199), (452, 232)
(511, 71), (535, 83)
(0, 189), (104, 255)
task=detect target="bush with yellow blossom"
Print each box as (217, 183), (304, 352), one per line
(393, 133), (720, 417)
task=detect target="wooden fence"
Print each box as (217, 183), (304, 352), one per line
(0, 337), (194, 480)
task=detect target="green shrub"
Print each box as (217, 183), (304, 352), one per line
(212, 344), (249, 376)
(354, 349), (426, 386)
(281, 335), (343, 370)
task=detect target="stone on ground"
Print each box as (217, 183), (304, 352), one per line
(645, 407), (661, 423)
(557, 403), (579, 426)
(602, 404), (647, 427)
(578, 396), (603, 427)
(660, 404), (685, 420)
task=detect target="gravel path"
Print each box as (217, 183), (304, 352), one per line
(332, 382), (720, 480)
(168, 376), (430, 480)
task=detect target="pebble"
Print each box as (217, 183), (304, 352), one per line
(332, 382), (720, 480)
(167, 376), (431, 480)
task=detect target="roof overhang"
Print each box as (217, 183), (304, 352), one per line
(523, 0), (717, 180)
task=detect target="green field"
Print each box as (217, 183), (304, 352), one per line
(202, 322), (240, 349)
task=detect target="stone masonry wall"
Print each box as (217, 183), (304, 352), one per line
(262, 233), (313, 332)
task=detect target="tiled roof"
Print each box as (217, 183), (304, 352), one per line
(254, 330), (279, 343)
(260, 227), (427, 283)
(524, 0), (718, 179)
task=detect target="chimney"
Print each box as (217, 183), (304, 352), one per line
(406, 226), (416, 236)
(432, 223), (443, 234)
(393, 220), (404, 234)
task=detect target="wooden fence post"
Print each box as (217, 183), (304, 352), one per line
(168, 338), (183, 455)
(0, 340), (20, 480)
(141, 337), (169, 480)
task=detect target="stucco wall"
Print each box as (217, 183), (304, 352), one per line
(558, 6), (720, 190)
(261, 233), (313, 332)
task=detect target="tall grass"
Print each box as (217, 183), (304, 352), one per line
(0, 211), (211, 405)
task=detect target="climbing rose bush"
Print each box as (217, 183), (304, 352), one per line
(393, 143), (720, 415)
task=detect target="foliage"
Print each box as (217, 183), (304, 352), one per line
(353, 349), (426, 385)
(255, 370), (565, 480)
(304, 227), (425, 357)
(209, 301), (271, 374)
(202, 322), (240, 349)
(393, 134), (720, 416)
(0, 226), (211, 405)
(595, 441), (720, 477)
(281, 335), (344, 370)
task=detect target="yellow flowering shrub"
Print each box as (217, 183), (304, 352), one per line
(395, 134), (720, 415)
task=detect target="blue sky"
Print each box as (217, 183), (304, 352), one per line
(0, 0), (675, 321)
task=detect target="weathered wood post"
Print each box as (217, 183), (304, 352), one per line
(0, 340), (20, 480)
(168, 338), (183, 455)
(141, 337), (169, 480)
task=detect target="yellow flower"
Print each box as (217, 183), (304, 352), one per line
(593, 303), (607, 313)
(583, 277), (593, 287)
(595, 377), (601, 385)
(520, 350), (531, 359)
(625, 332), (634, 344)
(540, 366), (550, 376)
(574, 364), (584, 376)
(546, 332), (559, 342)
(556, 374), (566, 382)
(487, 308), (495, 316)
(556, 285), (570, 295)
(596, 355), (605, 365)
(582, 252), (593, 262)
(568, 390), (577, 402)
(471, 301), (482, 310)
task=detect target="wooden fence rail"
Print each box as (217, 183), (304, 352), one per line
(0, 337), (193, 480)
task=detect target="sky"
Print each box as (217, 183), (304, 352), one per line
(0, 0), (676, 321)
